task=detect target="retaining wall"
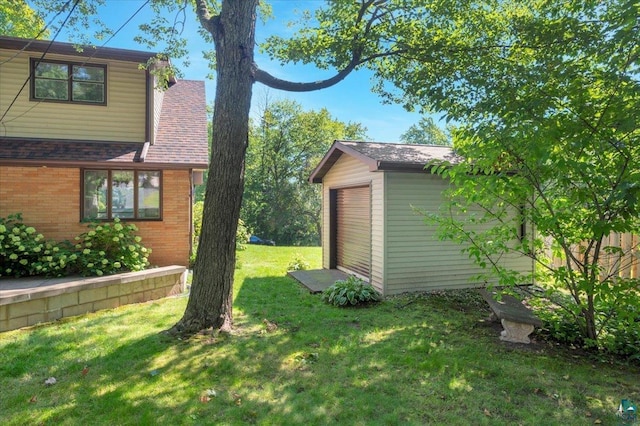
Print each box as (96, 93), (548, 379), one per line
(0, 266), (186, 332)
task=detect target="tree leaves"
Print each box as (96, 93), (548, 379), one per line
(242, 99), (367, 246)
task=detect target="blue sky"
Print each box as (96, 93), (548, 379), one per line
(46, 0), (428, 142)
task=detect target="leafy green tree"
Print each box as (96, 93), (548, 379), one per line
(400, 117), (450, 146)
(243, 99), (366, 246)
(0, 0), (48, 38)
(273, 0), (640, 347)
(35, 0), (395, 336)
(392, 1), (639, 347)
(38, 0), (638, 345)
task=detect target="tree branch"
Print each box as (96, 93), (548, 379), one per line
(194, 0), (218, 34)
(254, 0), (392, 92)
(252, 51), (362, 92)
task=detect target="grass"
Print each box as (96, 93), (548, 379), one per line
(0, 245), (638, 425)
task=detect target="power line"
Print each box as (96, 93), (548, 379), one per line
(0, 0), (73, 66)
(0, 0), (81, 125)
(0, 0), (151, 127)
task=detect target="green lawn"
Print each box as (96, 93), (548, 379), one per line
(0, 246), (637, 425)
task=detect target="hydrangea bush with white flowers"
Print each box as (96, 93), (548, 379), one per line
(74, 218), (150, 276)
(0, 214), (150, 278)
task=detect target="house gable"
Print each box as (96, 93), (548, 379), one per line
(0, 37), (208, 169)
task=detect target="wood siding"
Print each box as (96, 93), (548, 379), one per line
(384, 172), (533, 294)
(0, 49), (146, 142)
(320, 154), (384, 292)
(0, 166), (191, 266)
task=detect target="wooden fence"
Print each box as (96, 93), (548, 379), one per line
(545, 232), (639, 280)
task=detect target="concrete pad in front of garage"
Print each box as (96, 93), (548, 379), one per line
(288, 269), (349, 293)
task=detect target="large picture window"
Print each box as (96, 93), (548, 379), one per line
(82, 170), (161, 221)
(31, 59), (106, 104)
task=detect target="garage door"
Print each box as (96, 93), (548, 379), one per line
(336, 186), (371, 278)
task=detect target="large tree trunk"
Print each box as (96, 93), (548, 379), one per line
(169, 0), (258, 335)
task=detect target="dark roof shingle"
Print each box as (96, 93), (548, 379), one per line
(0, 80), (209, 168)
(310, 140), (460, 183)
(146, 79), (209, 167)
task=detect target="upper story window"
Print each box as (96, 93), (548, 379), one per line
(31, 59), (106, 105)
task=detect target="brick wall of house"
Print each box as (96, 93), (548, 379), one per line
(0, 166), (191, 267)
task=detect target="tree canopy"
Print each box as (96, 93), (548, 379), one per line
(272, 0), (640, 347)
(400, 117), (450, 145)
(1, 0), (48, 39)
(243, 98), (366, 246)
(385, 1), (637, 347)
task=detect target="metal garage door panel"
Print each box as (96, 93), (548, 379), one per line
(336, 186), (371, 278)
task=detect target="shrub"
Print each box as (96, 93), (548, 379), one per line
(322, 276), (381, 307)
(192, 201), (249, 262)
(287, 254), (310, 271)
(236, 219), (250, 251)
(74, 218), (150, 276)
(1, 214), (151, 278)
(0, 214), (75, 278)
(189, 201), (249, 269)
(531, 284), (640, 359)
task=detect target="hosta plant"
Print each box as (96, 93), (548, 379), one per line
(322, 276), (381, 307)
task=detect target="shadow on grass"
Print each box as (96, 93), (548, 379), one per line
(0, 272), (634, 425)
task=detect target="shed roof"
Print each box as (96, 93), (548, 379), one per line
(309, 140), (461, 183)
(0, 80), (209, 169)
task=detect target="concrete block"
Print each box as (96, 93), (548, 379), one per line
(63, 303), (93, 318)
(7, 316), (28, 331)
(130, 292), (145, 304)
(9, 299), (46, 319)
(0, 320), (8, 332)
(46, 309), (63, 322)
(151, 288), (167, 300)
(106, 284), (121, 298)
(79, 287), (107, 304)
(167, 282), (184, 296)
(132, 281), (144, 293)
(27, 313), (46, 327)
(48, 293), (78, 311)
(93, 298), (120, 312)
(0, 305), (7, 321)
(142, 279), (155, 291)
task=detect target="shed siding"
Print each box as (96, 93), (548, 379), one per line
(0, 49), (146, 142)
(320, 154), (384, 292)
(384, 172), (532, 294)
